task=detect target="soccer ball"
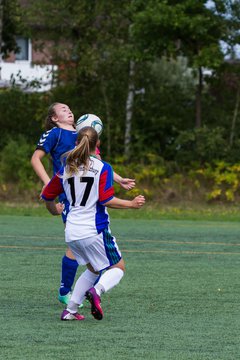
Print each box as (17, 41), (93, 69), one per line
(76, 114), (103, 136)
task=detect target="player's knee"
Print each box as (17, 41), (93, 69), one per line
(65, 248), (76, 260)
(113, 258), (125, 272)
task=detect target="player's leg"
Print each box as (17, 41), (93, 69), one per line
(86, 260), (125, 320)
(58, 199), (79, 305)
(85, 229), (125, 320)
(58, 248), (79, 305)
(61, 239), (100, 321)
(61, 265), (99, 321)
(94, 259), (125, 295)
(65, 265), (99, 312)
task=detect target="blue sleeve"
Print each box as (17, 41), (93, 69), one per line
(36, 128), (59, 154)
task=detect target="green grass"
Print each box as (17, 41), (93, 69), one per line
(1, 215), (240, 359)
(2, 201), (240, 221)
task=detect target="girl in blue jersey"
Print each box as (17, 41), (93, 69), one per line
(31, 102), (136, 306)
(31, 103), (79, 305)
(41, 127), (145, 321)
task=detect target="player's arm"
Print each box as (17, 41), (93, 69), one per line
(104, 195), (145, 209)
(45, 201), (64, 215)
(41, 173), (64, 215)
(31, 149), (51, 186)
(113, 172), (135, 190)
(99, 162), (143, 208)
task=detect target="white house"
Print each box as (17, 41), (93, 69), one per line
(0, 36), (57, 92)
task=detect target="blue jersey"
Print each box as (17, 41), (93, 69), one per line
(36, 127), (78, 221)
(36, 127), (78, 175)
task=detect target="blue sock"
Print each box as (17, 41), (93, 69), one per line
(59, 255), (78, 296)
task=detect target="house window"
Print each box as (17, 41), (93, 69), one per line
(15, 37), (30, 61)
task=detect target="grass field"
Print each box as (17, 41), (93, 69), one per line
(2, 201), (240, 221)
(1, 213), (240, 359)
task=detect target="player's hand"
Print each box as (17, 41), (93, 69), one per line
(131, 195), (145, 208)
(55, 202), (65, 215)
(120, 178), (136, 190)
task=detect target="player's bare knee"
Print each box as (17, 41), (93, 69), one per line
(111, 258), (125, 272)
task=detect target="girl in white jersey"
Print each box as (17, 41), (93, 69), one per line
(41, 127), (145, 321)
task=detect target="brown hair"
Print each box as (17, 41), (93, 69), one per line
(45, 102), (60, 130)
(65, 127), (99, 176)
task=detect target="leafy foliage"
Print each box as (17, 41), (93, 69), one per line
(1, 0), (240, 202)
(0, 136), (36, 189)
(0, 88), (48, 150)
(172, 126), (227, 164)
(191, 161), (240, 202)
(1, 0), (25, 57)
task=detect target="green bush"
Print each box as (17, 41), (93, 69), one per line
(190, 161), (240, 202)
(1, 142), (240, 204)
(0, 88), (46, 151)
(0, 136), (37, 191)
(172, 126), (227, 164)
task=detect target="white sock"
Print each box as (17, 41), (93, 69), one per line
(95, 268), (124, 295)
(67, 269), (99, 313)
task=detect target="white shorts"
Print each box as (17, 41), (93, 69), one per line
(67, 229), (122, 272)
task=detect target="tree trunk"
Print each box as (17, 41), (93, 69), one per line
(124, 60), (135, 159)
(229, 84), (240, 148)
(100, 78), (111, 158)
(195, 66), (203, 128)
(0, 0), (3, 76)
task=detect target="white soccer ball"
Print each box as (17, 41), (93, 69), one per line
(76, 114), (103, 136)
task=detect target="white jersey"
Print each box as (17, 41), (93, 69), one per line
(42, 156), (114, 242)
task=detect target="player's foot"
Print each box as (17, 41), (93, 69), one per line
(58, 292), (84, 308)
(61, 309), (85, 321)
(58, 292), (72, 305)
(85, 287), (103, 320)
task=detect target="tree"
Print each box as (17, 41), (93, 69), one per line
(124, 60), (135, 158)
(0, 0), (23, 60)
(21, 0), (240, 161)
(26, 0), (137, 158)
(0, 0), (3, 59)
(130, 0), (237, 128)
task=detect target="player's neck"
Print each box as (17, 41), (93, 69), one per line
(59, 124), (75, 131)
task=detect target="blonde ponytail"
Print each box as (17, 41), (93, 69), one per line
(65, 127), (99, 176)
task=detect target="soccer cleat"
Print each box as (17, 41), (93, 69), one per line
(85, 287), (103, 320)
(61, 309), (85, 321)
(58, 292), (72, 305)
(58, 292), (84, 308)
